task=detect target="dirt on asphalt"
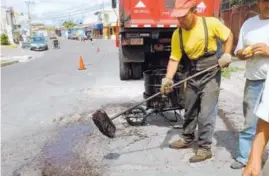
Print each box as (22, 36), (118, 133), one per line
(12, 120), (103, 176)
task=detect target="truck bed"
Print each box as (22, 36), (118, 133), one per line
(120, 0), (221, 28)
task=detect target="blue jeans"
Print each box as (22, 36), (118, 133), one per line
(236, 79), (265, 164)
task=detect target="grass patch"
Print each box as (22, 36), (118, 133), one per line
(1, 34), (9, 45)
(221, 66), (244, 79)
(1, 60), (8, 64)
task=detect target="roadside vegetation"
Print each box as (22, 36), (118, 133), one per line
(221, 66), (244, 79)
(1, 34), (17, 48)
(1, 34), (9, 45)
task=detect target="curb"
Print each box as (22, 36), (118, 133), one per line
(16, 56), (33, 63)
(1, 60), (19, 67)
(0, 55), (33, 67)
(1, 45), (18, 49)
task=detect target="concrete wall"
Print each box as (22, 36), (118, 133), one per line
(0, 7), (15, 44)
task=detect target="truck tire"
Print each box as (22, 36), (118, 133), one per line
(131, 63), (142, 79)
(119, 47), (131, 80)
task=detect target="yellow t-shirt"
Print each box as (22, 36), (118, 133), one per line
(170, 16), (231, 62)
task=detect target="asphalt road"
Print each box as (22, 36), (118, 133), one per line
(1, 39), (246, 176)
(1, 39), (128, 175)
(2, 40), (97, 139)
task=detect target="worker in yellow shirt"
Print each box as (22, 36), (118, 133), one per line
(160, 0), (233, 163)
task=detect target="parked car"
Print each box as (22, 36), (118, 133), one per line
(68, 33), (78, 40)
(30, 36), (48, 51)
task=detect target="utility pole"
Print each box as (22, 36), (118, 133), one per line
(2, 0), (6, 7)
(103, 0), (105, 14)
(25, 0), (34, 37)
(68, 13), (70, 21)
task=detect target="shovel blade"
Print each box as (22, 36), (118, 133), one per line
(92, 109), (116, 138)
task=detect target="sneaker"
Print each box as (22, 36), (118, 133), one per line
(189, 148), (212, 163)
(169, 139), (193, 149)
(230, 160), (245, 169)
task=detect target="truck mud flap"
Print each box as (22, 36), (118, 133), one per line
(121, 47), (145, 63)
(119, 47), (143, 80)
(119, 47), (131, 80)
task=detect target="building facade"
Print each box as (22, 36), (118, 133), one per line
(0, 6), (15, 44)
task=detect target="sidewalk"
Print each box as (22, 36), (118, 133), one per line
(0, 47), (43, 67)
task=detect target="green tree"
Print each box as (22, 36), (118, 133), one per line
(63, 21), (76, 29)
(228, 0), (256, 6)
(46, 26), (56, 32)
(0, 34), (9, 45)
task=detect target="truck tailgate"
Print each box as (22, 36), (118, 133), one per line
(121, 0), (220, 28)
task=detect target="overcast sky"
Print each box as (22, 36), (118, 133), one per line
(3, 0), (113, 25)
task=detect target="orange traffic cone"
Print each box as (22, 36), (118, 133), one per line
(78, 56), (86, 70)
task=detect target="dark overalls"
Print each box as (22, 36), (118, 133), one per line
(179, 17), (221, 149)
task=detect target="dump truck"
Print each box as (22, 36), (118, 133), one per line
(112, 0), (221, 80)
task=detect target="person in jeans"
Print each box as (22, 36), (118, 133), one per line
(231, 0), (269, 169)
(242, 67), (269, 176)
(160, 0), (233, 163)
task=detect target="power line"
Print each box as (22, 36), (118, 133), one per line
(38, 3), (111, 22)
(29, 2), (112, 26)
(41, 2), (100, 17)
(41, 2), (111, 18)
(46, 3), (111, 19)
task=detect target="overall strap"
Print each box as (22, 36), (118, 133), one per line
(178, 28), (185, 55)
(202, 17), (209, 54)
(178, 17), (209, 56)
(178, 27), (191, 75)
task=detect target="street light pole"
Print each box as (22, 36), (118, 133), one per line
(25, 0), (34, 37)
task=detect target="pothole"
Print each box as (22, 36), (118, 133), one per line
(41, 123), (101, 176)
(40, 157), (101, 176)
(13, 123), (103, 176)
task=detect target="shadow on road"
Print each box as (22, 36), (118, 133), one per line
(103, 146), (160, 160)
(214, 130), (238, 159)
(143, 110), (185, 129)
(159, 128), (182, 149)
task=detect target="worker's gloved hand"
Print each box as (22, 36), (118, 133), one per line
(160, 78), (174, 95)
(218, 53), (232, 68)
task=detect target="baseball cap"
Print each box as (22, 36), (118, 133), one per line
(171, 0), (196, 17)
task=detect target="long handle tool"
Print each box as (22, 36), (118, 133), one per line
(92, 64), (219, 138)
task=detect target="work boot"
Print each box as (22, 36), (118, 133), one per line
(169, 139), (193, 149)
(230, 160), (245, 169)
(189, 148), (212, 163)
